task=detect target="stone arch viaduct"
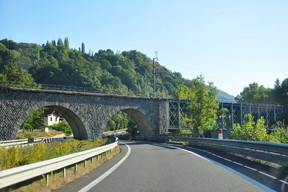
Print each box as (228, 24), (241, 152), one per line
(0, 88), (169, 140)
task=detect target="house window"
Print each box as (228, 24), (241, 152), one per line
(50, 117), (52, 121)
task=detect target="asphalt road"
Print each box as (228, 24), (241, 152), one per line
(55, 140), (284, 192)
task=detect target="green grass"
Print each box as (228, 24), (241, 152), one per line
(0, 138), (110, 170)
(4, 146), (120, 192)
(16, 129), (65, 139)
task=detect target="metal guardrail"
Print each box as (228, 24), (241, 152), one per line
(0, 138), (44, 148)
(0, 141), (118, 189)
(102, 129), (128, 137)
(0, 137), (74, 148)
(0, 138), (28, 145)
(147, 135), (288, 167)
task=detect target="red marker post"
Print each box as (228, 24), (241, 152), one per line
(218, 129), (223, 139)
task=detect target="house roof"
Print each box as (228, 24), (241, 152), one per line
(43, 109), (57, 116)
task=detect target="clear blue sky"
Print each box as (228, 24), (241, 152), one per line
(1, 0), (287, 96)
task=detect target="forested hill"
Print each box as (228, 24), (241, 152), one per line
(0, 38), (235, 102)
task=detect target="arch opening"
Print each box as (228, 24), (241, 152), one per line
(104, 108), (155, 137)
(17, 105), (88, 140)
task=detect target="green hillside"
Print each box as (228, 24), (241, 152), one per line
(0, 38), (234, 101)
(219, 90), (235, 103)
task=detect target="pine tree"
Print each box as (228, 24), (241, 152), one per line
(81, 42), (85, 53)
(57, 38), (63, 46)
(64, 37), (69, 49)
(52, 40), (56, 46)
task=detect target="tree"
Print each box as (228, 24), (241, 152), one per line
(57, 38), (64, 46)
(235, 83), (271, 104)
(105, 111), (133, 131)
(21, 108), (45, 132)
(0, 62), (38, 88)
(280, 78), (288, 103)
(175, 75), (219, 136)
(278, 78), (288, 122)
(270, 79), (282, 104)
(64, 37), (69, 49)
(0, 38), (230, 100)
(51, 40), (56, 46)
(81, 42), (85, 53)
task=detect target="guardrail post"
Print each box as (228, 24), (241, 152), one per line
(63, 168), (66, 178)
(84, 160), (87, 167)
(75, 163), (78, 173)
(46, 173), (50, 186)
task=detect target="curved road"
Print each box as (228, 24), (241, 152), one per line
(56, 141), (277, 192)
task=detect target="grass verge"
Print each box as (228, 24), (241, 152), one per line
(16, 129), (66, 139)
(0, 138), (110, 170)
(4, 145), (120, 192)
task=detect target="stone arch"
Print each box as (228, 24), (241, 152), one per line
(122, 108), (155, 136)
(101, 107), (155, 136)
(15, 104), (88, 140)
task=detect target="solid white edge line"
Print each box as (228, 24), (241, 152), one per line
(155, 143), (276, 192)
(78, 143), (131, 192)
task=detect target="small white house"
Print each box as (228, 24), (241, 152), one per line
(43, 109), (63, 128)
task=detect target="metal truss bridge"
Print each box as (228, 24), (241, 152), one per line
(168, 100), (283, 130)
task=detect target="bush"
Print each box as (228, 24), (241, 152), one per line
(271, 121), (288, 143)
(230, 114), (271, 142)
(50, 121), (72, 136)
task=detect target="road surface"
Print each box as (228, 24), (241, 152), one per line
(55, 140), (284, 192)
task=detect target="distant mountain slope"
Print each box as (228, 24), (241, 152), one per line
(218, 90), (235, 103)
(0, 38), (234, 102)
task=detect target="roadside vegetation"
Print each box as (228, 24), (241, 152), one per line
(0, 138), (110, 170)
(50, 120), (72, 136)
(230, 114), (288, 143)
(172, 75), (219, 137)
(16, 129), (64, 139)
(6, 145), (120, 192)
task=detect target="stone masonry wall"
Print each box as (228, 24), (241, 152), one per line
(0, 88), (169, 140)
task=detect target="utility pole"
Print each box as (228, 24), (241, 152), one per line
(153, 51), (158, 97)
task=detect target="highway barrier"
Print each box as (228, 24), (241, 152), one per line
(0, 141), (118, 190)
(0, 136), (74, 148)
(147, 135), (288, 167)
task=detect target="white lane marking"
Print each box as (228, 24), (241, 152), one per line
(78, 144), (131, 192)
(154, 143), (276, 192)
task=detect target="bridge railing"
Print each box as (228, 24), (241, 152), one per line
(0, 81), (169, 98)
(0, 140), (118, 190)
(147, 135), (288, 167)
